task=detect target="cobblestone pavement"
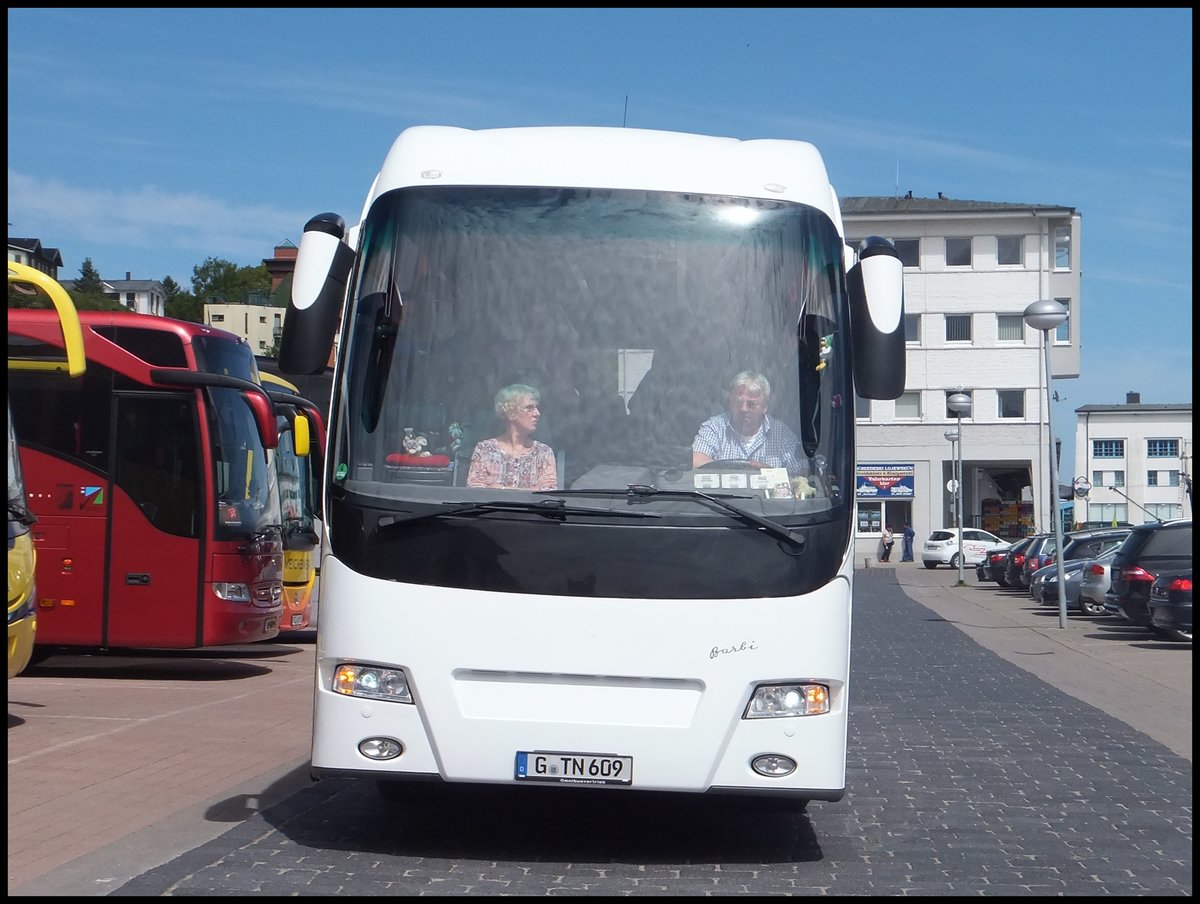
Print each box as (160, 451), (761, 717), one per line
(109, 569), (1192, 896)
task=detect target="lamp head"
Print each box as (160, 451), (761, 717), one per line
(1023, 299), (1067, 332)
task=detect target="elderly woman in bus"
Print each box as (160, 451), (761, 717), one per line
(466, 383), (558, 490)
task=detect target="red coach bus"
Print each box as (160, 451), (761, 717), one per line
(7, 310), (285, 652)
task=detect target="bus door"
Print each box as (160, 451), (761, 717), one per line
(105, 393), (204, 647)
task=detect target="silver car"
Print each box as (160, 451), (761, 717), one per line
(1078, 548), (1119, 616)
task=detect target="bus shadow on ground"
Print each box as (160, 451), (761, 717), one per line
(20, 645), (304, 681)
(242, 775), (824, 866)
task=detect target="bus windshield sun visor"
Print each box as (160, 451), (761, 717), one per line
(536, 486), (807, 554)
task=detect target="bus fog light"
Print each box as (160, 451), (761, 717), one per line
(359, 737), (403, 760)
(744, 683), (830, 718)
(334, 663), (413, 703)
(752, 754), (797, 777)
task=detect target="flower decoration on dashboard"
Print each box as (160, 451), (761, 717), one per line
(815, 334), (833, 372)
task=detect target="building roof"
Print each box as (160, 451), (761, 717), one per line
(8, 237), (64, 268)
(1075, 403), (1192, 414)
(840, 195), (1075, 216)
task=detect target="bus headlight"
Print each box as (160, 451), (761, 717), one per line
(744, 683), (830, 718)
(333, 663), (413, 703)
(213, 582), (251, 602)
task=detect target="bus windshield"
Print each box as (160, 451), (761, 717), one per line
(338, 185), (851, 519)
(210, 385), (281, 540)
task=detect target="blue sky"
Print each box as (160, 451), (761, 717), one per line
(7, 8), (1192, 469)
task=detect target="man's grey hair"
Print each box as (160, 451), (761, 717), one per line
(730, 370), (770, 403)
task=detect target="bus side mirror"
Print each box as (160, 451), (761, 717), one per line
(293, 412), (311, 458)
(848, 236), (906, 400)
(280, 212), (355, 376)
(243, 391), (280, 449)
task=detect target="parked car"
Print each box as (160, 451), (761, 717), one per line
(1148, 570), (1193, 643)
(1008, 533), (1056, 590)
(1104, 519), (1193, 628)
(1029, 528), (1132, 607)
(977, 545), (1014, 585)
(1078, 548), (1120, 616)
(922, 528), (1008, 569)
(996, 535), (1039, 589)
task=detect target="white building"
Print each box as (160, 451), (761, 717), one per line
(103, 273), (166, 316)
(203, 301), (284, 356)
(1073, 394), (1192, 525)
(841, 195), (1082, 561)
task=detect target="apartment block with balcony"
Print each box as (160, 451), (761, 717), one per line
(841, 195), (1082, 560)
(204, 301), (284, 356)
(1074, 394), (1192, 525)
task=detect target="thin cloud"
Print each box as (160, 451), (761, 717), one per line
(8, 170), (305, 261)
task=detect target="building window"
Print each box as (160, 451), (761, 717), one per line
(1147, 471), (1159, 487)
(210, 313), (224, 323)
(1113, 471), (1125, 487)
(1147, 439), (1179, 457)
(895, 391), (921, 419)
(1054, 225), (1071, 269)
(1144, 503), (1182, 522)
(1053, 297), (1071, 342)
(945, 237), (972, 267)
(997, 390), (1024, 418)
(258, 340), (268, 349)
(1092, 470), (1125, 488)
(259, 315), (267, 324)
(904, 313), (921, 343)
(854, 391), (870, 420)
(1168, 470), (1180, 487)
(1092, 440), (1124, 458)
(997, 314), (1024, 341)
(944, 390), (973, 419)
(893, 239), (919, 268)
(1093, 503), (1128, 524)
(997, 235), (1023, 265)
(945, 314), (972, 342)
(857, 502), (883, 534)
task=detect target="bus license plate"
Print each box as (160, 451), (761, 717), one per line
(515, 751), (633, 785)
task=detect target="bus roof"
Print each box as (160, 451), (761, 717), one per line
(365, 125), (840, 230)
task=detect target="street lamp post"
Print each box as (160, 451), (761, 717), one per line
(947, 392), (972, 585)
(1024, 299), (1070, 629)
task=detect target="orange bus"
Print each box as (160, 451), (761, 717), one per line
(261, 371), (326, 631)
(7, 310), (284, 653)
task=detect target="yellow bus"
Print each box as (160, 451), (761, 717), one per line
(259, 371), (325, 631)
(7, 262), (86, 677)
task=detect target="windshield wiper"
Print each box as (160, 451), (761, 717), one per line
(376, 498), (661, 533)
(536, 485), (805, 554)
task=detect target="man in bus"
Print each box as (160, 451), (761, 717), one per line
(691, 370), (807, 474)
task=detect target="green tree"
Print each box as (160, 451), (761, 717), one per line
(191, 257), (271, 304)
(63, 258), (123, 311)
(165, 292), (204, 324)
(66, 258), (124, 311)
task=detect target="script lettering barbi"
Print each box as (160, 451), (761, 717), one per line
(709, 640), (759, 660)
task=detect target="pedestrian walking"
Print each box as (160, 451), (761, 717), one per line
(879, 525), (895, 562)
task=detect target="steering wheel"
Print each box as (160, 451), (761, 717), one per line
(696, 459), (760, 471)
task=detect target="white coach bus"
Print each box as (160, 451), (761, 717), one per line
(280, 125), (905, 807)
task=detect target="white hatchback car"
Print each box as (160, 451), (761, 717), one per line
(922, 528), (1010, 569)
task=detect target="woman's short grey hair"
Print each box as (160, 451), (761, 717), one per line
(495, 383), (540, 418)
(730, 370), (770, 402)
